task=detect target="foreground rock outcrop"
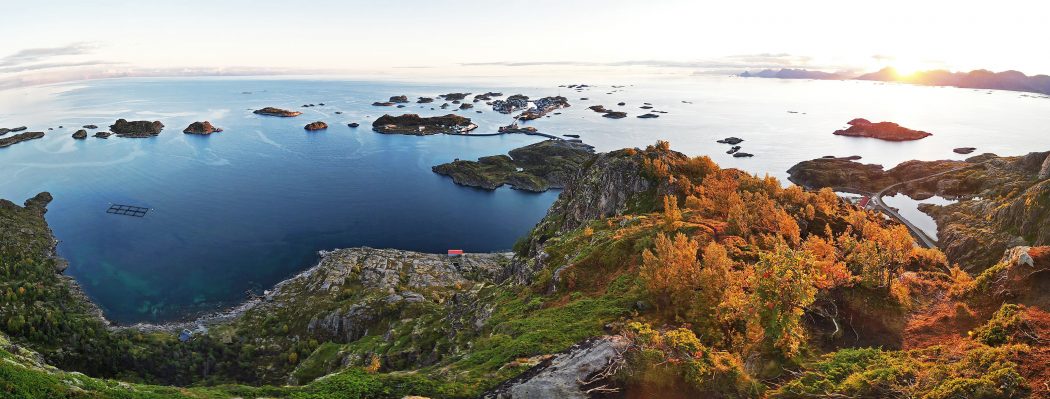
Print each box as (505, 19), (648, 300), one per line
(372, 114), (476, 135)
(432, 140), (595, 192)
(482, 336), (629, 399)
(832, 118), (932, 141)
(110, 119), (164, 137)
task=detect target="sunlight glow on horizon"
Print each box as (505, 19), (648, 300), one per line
(2, 0), (1049, 84)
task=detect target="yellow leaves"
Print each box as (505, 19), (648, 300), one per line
(582, 226), (594, 238)
(662, 195), (682, 228)
(641, 233), (701, 307)
(365, 353), (381, 373)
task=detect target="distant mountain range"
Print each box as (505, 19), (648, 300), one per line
(740, 67), (1050, 95)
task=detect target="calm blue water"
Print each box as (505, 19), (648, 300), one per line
(1, 76), (1049, 323)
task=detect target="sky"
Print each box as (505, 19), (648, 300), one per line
(2, 0), (1049, 88)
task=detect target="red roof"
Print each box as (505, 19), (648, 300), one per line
(859, 197), (870, 207)
(447, 249), (464, 255)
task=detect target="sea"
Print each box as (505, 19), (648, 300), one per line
(1, 74), (1048, 323)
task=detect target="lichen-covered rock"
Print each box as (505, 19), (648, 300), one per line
(482, 336), (628, 399)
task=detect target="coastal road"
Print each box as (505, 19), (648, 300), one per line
(837, 161), (989, 249)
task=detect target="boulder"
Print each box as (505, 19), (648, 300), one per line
(371, 102), (395, 107)
(82, 124), (98, 129)
(183, 121), (222, 135)
(348, 122), (360, 128)
(717, 137), (744, 145)
(636, 113), (659, 119)
(93, 132), (112, 139)
(417, 97), (434, 103)
(389, 95), (409, 103)
(72, 130), (88, 139)
(601, 111), (627, 119)
(305, 121), (328, 131)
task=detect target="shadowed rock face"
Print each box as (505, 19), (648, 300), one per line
(0, 131), (45, 148)
(110, 119), (164, 137)
(253, 107), (302, 117)
(832, 118), (932, 141)
(183, 121), (222, 135)
(372, 113), (476, 135)
(1040, 153), (1050, 180)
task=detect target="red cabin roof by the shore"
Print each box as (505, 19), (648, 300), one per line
(859, 197), (870, 208)
(447, 249), (464, 256)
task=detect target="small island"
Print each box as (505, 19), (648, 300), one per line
(253, 107), (302, 117)
(0, 131), (45, 148)
(304, 121), (328, 131)
(110, 119), (164, 138)
(431, 139), (595, 192)
(372, 114), (477, 135)
(832, 118), (932, 141)
(183, 121), (222, 135)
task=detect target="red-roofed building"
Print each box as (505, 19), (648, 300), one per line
(447, 249), (464, 257)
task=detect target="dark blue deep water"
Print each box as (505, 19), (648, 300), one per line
(0, 78), (560, 323)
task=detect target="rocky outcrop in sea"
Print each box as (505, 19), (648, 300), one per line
(372, 114), (476, 135)
(0, 131), (45, 148)
(183, 121), (222, 135)
(833, 118), (932, 141)
(253, 107), (302, 117)
(110, 119), (164, 138)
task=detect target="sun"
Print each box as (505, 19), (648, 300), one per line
(890, 59), (927, 78)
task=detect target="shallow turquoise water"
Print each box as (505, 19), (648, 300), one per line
(1, 76), (1048, 323)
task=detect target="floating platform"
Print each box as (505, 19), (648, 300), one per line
(107, 204), (149, 217)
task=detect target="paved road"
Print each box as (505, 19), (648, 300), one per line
(837, 161), (989, 249)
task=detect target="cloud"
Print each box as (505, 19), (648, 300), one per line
(0, 42), (98, 67)
(461, 54), (837, 72)
(0, 60), (119, 74)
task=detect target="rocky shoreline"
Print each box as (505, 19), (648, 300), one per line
(432, 139), (595, 192)
(116, 247), (512, 334)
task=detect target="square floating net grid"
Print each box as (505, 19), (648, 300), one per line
(106, 204), (149, 217)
